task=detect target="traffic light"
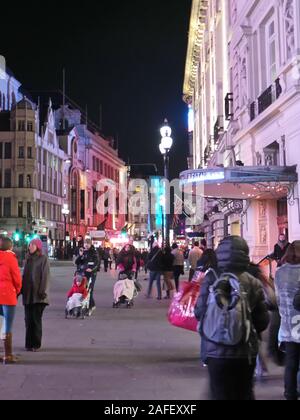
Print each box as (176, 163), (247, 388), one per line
(13, 230), (21, 243)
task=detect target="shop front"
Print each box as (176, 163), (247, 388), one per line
(180, 166), (298, 261)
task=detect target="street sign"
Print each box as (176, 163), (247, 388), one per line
(90, 231), (106, 240)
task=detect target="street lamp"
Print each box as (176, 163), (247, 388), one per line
(159, 119), (173, 246)
(62, 204), (70, 259)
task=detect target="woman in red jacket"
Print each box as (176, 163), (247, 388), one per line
(0, 237), (22, 364)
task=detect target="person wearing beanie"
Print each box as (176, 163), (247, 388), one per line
(21, 238), (50, 352)
(195, 235), (269, 400)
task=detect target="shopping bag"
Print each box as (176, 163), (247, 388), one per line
(168, 281), (201, 332)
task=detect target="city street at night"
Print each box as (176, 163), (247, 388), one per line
(0, 265), (284, 401)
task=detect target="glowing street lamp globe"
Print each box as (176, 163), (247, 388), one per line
(159, 136), (173, 155)
(160, 119), (172, 138)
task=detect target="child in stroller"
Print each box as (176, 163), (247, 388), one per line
(65, 272), (90, 319)
(113, 271), (140, 308)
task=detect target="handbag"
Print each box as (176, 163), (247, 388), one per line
(168, 281), (201, 332)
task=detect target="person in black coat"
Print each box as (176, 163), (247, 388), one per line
(146, 244), (163, 300)
(270, 234), (290, 267)
(75, 240), (99, 313)
(161, 246), (175, 299)
(194, 236), (269, 401)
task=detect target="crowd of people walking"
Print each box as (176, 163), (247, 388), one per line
(1, 231), (300, 401)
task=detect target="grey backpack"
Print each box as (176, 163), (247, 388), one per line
(201, 273), (252, 346)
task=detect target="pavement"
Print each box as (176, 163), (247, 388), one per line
(0, 266), (285, 400)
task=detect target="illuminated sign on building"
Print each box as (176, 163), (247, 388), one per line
(188, 106), (194, 133)
(181, 170), (225, 184)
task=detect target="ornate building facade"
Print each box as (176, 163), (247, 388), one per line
(182, 0), (300, 261)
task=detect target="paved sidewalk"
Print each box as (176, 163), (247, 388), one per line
(0, 267), (285, 400)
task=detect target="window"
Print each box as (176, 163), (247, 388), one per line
(27, 147), (32, 159)
(18, 202), (23, 218)
(104, 164), (107, 177)
(19, 174), (24, 188)
(0, 144), (2, 159)
(266, 18), (277, 84)
(100, 160), (103, 174)
(4, 143), (11, 159)
(4, 169), (11, 188)
(27, 175), (32, 188)
(19, 147), (25, 158)
(42, 201), (46, 218)
(18, 120), (26, 131)
(3, 198), (11, 217)
(93, 156), (96, 171)
(27, 202), (32, 218)
(27, 121), (33, 132)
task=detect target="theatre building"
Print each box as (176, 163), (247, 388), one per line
(182, 0), (300, 261)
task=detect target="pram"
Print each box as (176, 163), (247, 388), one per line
(113, 271), (140, 308)
(65, 272), (93, 319)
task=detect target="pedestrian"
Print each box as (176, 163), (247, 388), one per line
(171, 243), (184, 292)
(188, 241), (203, 281)
(270, 234), (290, 267)
(0, 237), (22, 364)
(161, 246), (175, 299)
(141, 249), (149, 274)
(134, 249), (142, 280)
(22, 238), (50, 352)
(116, 244), (137, 277)
(194, 249), (218, 365)
(146, 242), (163, 300)
(275, 241), (300, 400)
(103, 248), (110, 272)
(195, 236), (269, 400)
(76, 239), (99, 315)
(200, 238), (207, 252)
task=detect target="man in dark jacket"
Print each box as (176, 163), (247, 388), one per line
(76, 240), (99, 314)
(195, 236), (269, 400)
(146, 243), (163, 300)
(270, 234), (290, 266)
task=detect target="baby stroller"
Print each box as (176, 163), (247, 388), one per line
(65, 272), (92, 319)
(113, 271), (140, 308)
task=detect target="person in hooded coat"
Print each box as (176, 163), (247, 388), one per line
(194, 236), (269, 400)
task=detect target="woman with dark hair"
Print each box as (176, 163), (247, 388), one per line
(275, 241), (300, 400)
(116, 244), (137, 276)
(0, 237), (22, 364)
(22, 239), (50, 352)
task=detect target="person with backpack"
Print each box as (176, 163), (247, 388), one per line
(194, 236), (269, 400)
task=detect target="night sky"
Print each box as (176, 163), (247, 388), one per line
(1, 0), (192, 178)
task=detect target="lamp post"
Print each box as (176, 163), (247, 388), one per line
(62, 204), (70, 260)
(159, 119), (173, 246)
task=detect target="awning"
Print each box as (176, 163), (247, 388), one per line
(180, 166), (298, 200)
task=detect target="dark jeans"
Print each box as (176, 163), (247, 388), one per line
(268, 309), (285, 365)
(25, 303), (47, 350)
(189, 268), (195, 282)
(207, 358), (256, 400)
(173, 266), (183, 292)
(88, 274), (97, 309)
(147, 271), (162, 299)
(284, 342), (300, 400)
(104, 260), (109, 272)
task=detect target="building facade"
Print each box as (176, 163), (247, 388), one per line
(182, 0), (300, 261)
(0, 69), (127, 250)
(55, 105), (127, 243)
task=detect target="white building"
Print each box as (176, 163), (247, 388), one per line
(182, 0), (300, 261)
